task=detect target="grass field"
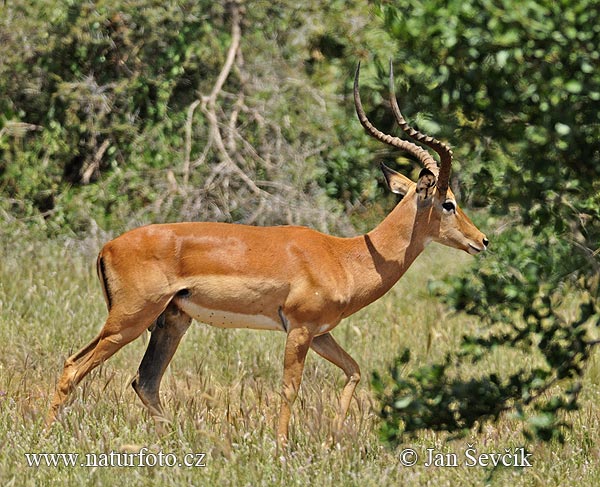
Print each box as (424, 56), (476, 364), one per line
(1, 231), (599, 486)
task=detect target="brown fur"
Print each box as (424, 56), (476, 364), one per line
(47, 165), (487, 448)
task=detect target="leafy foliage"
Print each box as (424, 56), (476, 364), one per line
(373, 297), (598, 444)
(373, 0), (600, 444)
(0, 0), (394, 235)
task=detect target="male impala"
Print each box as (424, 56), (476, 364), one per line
(47, 63), (488, 446)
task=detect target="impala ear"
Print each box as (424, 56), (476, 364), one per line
(416, 168), (437, 201)
(380, 162), (414, 196)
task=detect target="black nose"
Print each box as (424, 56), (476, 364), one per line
(482, 237), (489, 248)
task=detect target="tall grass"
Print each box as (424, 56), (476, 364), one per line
(0, 233), (598, 486)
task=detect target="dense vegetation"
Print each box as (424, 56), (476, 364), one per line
(1, 0), (598, 459)
(372, 0), (600, 444)
(1, 0), (392, 235)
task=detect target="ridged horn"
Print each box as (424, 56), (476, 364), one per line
(388, 60), (453, 193)
(354, 62), (439, 176)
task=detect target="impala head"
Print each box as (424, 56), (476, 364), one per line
(354, 61), (488, 255)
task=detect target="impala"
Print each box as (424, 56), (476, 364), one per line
(47, 63), (488, 446)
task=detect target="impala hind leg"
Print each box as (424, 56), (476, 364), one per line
(310, 332), (361, 437)
(46, 301), (169, 426)
(131, 303), (191, 426)
(277, 326), (314, 448)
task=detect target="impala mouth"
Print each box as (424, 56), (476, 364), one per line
(468, 243), (484, 255)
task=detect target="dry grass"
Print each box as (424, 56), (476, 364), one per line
(1, 233), (599, 486)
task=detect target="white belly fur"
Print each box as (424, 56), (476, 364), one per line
(174, 299), (282, 331)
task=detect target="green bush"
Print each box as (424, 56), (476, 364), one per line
(373, 0), (600, 443)
(1, 0), (396, 235)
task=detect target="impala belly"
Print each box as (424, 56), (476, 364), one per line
(317, 323), (334, 335)
(170, 275), (341, 333)
(174, 298), (283, 331)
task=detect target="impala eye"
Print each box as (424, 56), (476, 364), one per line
(442, 201), (456, 212)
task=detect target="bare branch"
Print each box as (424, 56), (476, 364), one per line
(183, 99), (201, 186)
(82, 139), (110, 185)
(182, 1), (242, 186)
(206, 3), (242, 112)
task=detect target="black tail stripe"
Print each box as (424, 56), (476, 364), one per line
(99, 256), (113, 310)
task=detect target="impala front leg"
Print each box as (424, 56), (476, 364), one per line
(311, 332), (361, 441)
(277, 325), (313, 448)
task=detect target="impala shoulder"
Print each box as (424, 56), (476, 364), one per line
(289, 247), (353, 309)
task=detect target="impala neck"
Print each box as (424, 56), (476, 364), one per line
(343, 195), (431, 317)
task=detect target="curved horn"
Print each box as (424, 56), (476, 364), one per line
(388, 60), (453, 193)
(354, 63), (439, 176)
